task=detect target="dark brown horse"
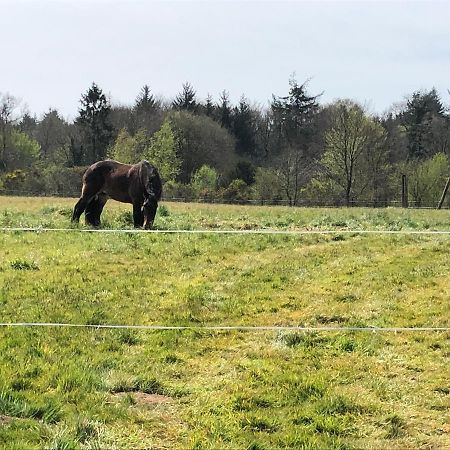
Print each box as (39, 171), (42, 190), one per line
(72, 160), (162, 228)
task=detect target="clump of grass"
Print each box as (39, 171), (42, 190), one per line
(279, 332), (329, 349)
(334, 293), (358, 303)
(0, 390), (62, 423)
(316, 395), (366, 416)
(313, 415), (351, 436)
(41, 206), (72, 218)
(292, 379), (327, 401)
(104, 372), (165, 395)
(163, 353), (183, 364)
(382, 414), (407, 439)
(10, 259), (39, 270)
(241, 415), (279, 433)
(75, 418), (100, 443)
(11, 378), (31, 391)
(48, 427), (78, 450)
(117, 330), (140, 346)
(232, 395), (273, 412)
(85, 309), (107, 326)
(158, 205), (170, 217)
(115, 210), (134, 226)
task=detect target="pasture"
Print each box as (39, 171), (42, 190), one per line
(0, 196), (449, 449)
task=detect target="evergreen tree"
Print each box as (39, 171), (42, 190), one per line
(172, 82), (197, 112)
(75, 82), (113, 163)
(204, 93), (215, 117)
(133, 85), (162, 134)
(401, 89), (445, 159)
(135, 85), (157, 114)
(217, 90), (232, 129)
(19, 113), (37, 137)
(232, 95), (257, 156)
(270, 78), (321, 205)
(271, 77), (321, 148)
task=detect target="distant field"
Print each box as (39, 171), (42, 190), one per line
(0, 196), (449, 449)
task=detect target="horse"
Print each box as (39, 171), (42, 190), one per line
(72, 159), (162, 229)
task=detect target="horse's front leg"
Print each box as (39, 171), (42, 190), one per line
(142, 198), (158, 229)
(132, 202), (144, 228)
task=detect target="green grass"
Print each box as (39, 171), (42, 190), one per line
(0, 196), (449, 449)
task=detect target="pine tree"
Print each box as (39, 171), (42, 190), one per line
(401, 89), (445, 159)
(217, 90), (232, 129)
(204, 93), (215, 117)
(232, 95), (256, 156)
(135, 85), (157, 113)
(270, 77), (321, 205)
(75, 82), (113, 163)
(271, 77), (321, 146)
(172, 82), (197, 112)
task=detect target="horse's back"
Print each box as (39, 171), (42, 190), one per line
(84, 159), (130, 177)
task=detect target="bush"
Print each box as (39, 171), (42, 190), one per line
(405, 153), (449, 207)
(0, 166), (85, 197)
(190, 165), (218, 199)
(252, 167), (283, 204)
(162, 180), (195, 201)
(220, 179), (251, 202)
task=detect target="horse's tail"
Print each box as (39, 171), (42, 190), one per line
(139, 160), (162, 201)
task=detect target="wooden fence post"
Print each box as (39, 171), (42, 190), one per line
(402, 175), (409, 208)
(437, 177), (450, 209)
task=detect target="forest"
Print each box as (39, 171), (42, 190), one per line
(1, 79), (450, 207)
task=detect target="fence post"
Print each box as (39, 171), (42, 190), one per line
(401, 175), (408, 208)
(437, 177), (450, 209)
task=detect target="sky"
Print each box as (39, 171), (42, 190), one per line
(1, 0), (449, 120)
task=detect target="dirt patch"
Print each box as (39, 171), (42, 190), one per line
(133, 392), (172, 405)
(0, 415), (13, 425)
(114, 392), (172, 406)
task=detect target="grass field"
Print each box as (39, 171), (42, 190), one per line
(0, 196), (449, 449)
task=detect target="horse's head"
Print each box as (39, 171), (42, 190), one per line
(139, 161), (162, 229)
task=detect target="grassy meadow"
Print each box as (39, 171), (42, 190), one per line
(0, 196), (449, 449)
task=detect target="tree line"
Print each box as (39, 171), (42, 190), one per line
(1, 79), (450, 207)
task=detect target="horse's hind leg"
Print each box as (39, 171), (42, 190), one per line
(85, 193), (108, 227)
(72, 195), (90, 223)
(72, 170), (105, 223)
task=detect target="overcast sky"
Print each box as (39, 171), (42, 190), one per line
(1, 0), (449, 120)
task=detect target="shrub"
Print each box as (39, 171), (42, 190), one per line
(220, 179), (251, 202)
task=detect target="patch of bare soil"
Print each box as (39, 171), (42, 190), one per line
(114, 392), (172, 406)
(0, 415), (13, 425)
